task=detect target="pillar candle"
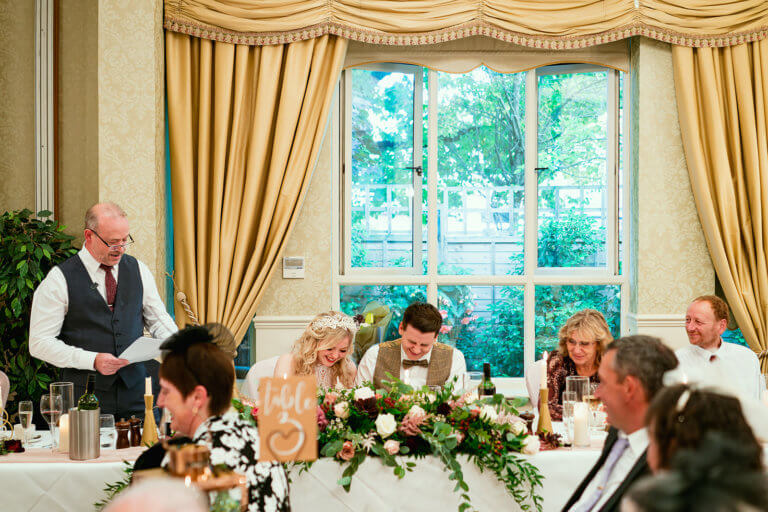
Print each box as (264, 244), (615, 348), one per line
(59, 414), (70, 452)
(145, 377), (152, 396)
(540, 352), (548, 389)
(573, 402), (590, 447)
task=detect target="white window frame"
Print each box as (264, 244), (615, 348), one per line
(332, 63), (631, 388)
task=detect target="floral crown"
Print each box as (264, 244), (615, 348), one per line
(309, 313), (358, 336)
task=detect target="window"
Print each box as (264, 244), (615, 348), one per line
(334, 64), (628, 380)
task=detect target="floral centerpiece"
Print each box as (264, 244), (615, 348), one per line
(234, 379), (543, 511)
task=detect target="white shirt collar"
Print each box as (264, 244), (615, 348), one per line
(78, 245), (105, 273)
(688, 338), (725, 359)
(400, 346), (432, 363)
(620, 427), (649, 456)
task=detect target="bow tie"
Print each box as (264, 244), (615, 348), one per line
(402, 359), (429, 368)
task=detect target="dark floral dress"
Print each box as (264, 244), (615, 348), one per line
(546, 350), (599, 421)
(192, 413), (290, 512)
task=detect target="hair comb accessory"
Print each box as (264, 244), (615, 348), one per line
(675, 388), (692, 423)
(309, 313), (358, 336)
(160, 324), (214, 353)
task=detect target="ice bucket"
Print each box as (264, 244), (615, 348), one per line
(69, 407), (100, 460)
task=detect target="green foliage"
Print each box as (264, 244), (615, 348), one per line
(0, 209), (77, 419)
(94, 461), (134, 511)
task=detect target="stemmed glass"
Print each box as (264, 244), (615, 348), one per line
(18, 400), (33, 444)
(40, 394), (63, 451)
(585, 382), (603, 431)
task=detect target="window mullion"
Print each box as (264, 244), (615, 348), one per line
(427, 69), (439, 305)
(342, 70), (353, 275)
(523, 69), (538, 371)
(413, 69), (424, 275)
(606, 69), (619, 276)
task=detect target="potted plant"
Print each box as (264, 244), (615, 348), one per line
(0, 209), (77, 422)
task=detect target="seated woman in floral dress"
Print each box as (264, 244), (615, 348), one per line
(273, 311), (357, 389)
(546, 309), (613, 420)
(157, 326), (290, 512)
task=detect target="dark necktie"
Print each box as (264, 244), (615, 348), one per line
(402, 359), (429, 369)
(100, 264), (116, 311)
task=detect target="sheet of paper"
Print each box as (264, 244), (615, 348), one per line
(117, 336), (163, 363)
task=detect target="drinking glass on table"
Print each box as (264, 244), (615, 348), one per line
(565, 375), (589, 402)
(40, 394), (63, 451)
(561, 391), (578, 444)
(100, 414), (116, 449)
(584, 382), (603, 431)
(18, 400), (33, 443)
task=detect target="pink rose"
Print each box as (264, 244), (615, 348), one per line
(439, 309), (448, 319)
(455, 432), (465, 444)
(383, 439), (400, 455)
(317, 406), (328, 431)
(439, 325), (452, 334)
(338, 440), (355, 461)
(461, 316), (471, 325)
(323, 392), (338, 407)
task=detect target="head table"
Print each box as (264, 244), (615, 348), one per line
(3, 431), (603, 512)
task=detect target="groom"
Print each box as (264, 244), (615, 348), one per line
(355, 302), (467, 390)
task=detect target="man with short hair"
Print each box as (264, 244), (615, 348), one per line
(355, 302), (467, 390)
(676, 295), (762, 400)
(562, 335), (678, 512)
(30, 202), (177, 418)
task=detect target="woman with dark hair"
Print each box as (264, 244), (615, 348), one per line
(546, 309), (613, 420)
(644, 384), (763, 473)
(157, 325), (290, 512)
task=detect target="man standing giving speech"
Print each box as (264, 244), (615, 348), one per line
(29, 203), (177, 418)
(355, 302), (467, 390)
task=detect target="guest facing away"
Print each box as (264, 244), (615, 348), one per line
(274, 311), (358, 389)
(355, 302), (467, 390)
(157, 326), (290, 512)
(29, 202), (177, 419)
(562, 335), (678, 512)
(547, 309), (613, 420)
(676, 295), (762, 401)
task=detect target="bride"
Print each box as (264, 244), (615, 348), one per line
(273, 311), (358, 389)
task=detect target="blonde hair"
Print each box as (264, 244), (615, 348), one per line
(557, 309), (613, 366)
(291, 311), (356, 387)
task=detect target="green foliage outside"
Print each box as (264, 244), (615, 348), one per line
(0, 209), (77, 420)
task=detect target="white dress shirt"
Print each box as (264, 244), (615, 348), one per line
(568, 428), (648, 512)
(675, 340), (762, 400)
(29, 247), (177, 370)
(355, 343), (467, 388)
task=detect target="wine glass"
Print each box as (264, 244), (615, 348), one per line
(584, 382), (602, 431)
(18, 400), (33, 444)
(40, 394), (63, 451)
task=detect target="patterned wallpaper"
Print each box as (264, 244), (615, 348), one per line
(0, 2), (35, 214)
(633, 38), (714, 314)
(256, 127), (334, 316)
(98, 0), (167, 294)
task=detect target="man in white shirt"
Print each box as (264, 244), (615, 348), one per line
(562, 335), (678, 512)
(676, 295), (762, 400)
(29, 202), (177, 418)
(355, 302), (467, 390)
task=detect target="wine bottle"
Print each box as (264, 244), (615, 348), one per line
(77, 374), (100, 410)
(480, 362), (496, 396)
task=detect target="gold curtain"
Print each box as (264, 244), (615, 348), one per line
(673, 40), (768, 369)
(165, 32), (348, 341)
(165, 0), (768, 48)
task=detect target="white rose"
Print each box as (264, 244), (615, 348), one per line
(510, 420), (527, 436)
(354, 387), (375, 401)
(479, 404), (498, 423)
(375, 413), (397, 438)
(522, 434), (540, 455)
(425, 392), (437, 403)
(334, 401), (350, 419)
(408, 404), (427, 419)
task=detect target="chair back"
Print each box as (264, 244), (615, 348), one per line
(240, 356), (279, 399)
(0, 370), (9, 409)
(524, 359), (546, 409)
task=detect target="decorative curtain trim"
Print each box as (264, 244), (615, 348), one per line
(164, 18), (768, 49)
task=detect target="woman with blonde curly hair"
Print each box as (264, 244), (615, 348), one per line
(273, 311), (358, 388)
(546, 308), (613, 420)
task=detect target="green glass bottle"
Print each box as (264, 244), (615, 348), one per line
(480, 362), (496, 396)
(78, 373), (100, 410)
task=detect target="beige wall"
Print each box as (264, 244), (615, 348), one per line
(0, 1), (35, 214)
(58, 0), (99, 239)
(630, 38), (714, 315)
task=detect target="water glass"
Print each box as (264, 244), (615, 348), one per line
(18, 400), (33, 443)
(100, 414), (116, 449)
(561, 391), (577, 443)
(50, 382), (75, 415)
(565, 375), (589, 402)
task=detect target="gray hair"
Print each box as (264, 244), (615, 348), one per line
(104, 479), (208, 512)
(84, 202), (127, 231)
(605, 335), (678, 401)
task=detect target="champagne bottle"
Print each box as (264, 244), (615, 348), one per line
(78, 374), (100, 410)
(480, 362), (496, 396)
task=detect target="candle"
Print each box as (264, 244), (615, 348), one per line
(145, 377), (152, 396)
(573, 402), (590, 447)
(59, 414), (70, 452)
(540, 352), (548, 389)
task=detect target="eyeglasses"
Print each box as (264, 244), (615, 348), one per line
(566, 339), (595, 349)
(89, 229), (134, 250)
